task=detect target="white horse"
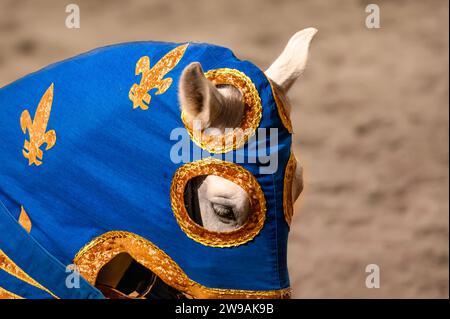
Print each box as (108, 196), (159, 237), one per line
(180, 28), (317, 232)
(96, 28), (317, 298)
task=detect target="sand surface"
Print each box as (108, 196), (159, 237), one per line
(0, 0), (448, 298)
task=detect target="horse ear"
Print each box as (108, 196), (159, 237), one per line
(179, 62), (224, 130)
(265, 27), (318, 92)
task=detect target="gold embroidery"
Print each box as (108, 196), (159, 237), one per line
(18, 206), (32, 233)
(283, 152), (297, 226)
(129, 44), (189, 110)
(171, 158), (266, 247)
(74, 231), (291, 299)
(267, 77), (293, 133)
(0, 250), (58, 298)
(20, 83), (56, 166)
(0, 286), (24, 299)
(181, 68), (262, 153)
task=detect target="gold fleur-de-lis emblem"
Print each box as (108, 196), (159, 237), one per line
(129, 43), (189, 110)
(20, 84), (57, 166)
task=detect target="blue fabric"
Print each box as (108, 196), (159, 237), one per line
(0, 269), (53, 299)
(0, 201), (103, 298)
(0, 41), (292, 295)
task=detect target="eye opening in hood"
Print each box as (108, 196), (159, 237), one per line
(171, 157), (266, 247)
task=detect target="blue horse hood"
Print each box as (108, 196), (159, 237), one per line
(0, 41), (296, 299)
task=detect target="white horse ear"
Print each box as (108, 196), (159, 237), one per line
(265, 27), (318, 91)
(179, 62), (244, 130)
(179, 62), (223, 130)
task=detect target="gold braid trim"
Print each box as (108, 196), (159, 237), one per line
(0, 286), (24, 299)
(181, 68), (262, 153)
(283, 152), (297, 226)
(266, 77), (293, 133)
(171, 157), (266, 247)
(0, 250), (58, 299)
(74, 231), (291, 299)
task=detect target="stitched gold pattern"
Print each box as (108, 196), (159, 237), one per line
(181, 68), (262, 153)
(18, 206), (31, 233)
(171, 157), (266, 247)
(0, 250), (58, 298)
(0, 286), (23, 299)
(267, 77), (293, 133)
(20, 83), (56, 166)
(129, 44), (189, 110)
(74, 231), (291, 299)
(283, 152), (297, 226)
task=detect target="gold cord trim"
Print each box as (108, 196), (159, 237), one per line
(0, 286), (24, 299)
(74, 231), (291, 299)
(181, 68), (262, 153)
(171, 157), (266, 247)
(0, 250), (58, 299)
(267, 78), (293, 133)
(283, 152), (297, 226)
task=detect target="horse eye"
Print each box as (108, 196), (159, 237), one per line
(212, 203), (236, 222)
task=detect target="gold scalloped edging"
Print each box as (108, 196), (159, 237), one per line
(266, 77), (293, 133)
(181, 68), (262, 153)
(73, 231), (291, 299)
(283, 152), (297, 226)
(171, 157), (266, 247)
(0, 249), (58, 299)
(0, 286), (24, 299)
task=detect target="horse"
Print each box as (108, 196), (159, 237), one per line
(182, 28), (316, 232)
(0, 28), (317, 299)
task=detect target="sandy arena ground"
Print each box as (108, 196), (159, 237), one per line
(0, 0), (448, 298)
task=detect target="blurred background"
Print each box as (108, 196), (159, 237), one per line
(0, 0), (448, 298)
